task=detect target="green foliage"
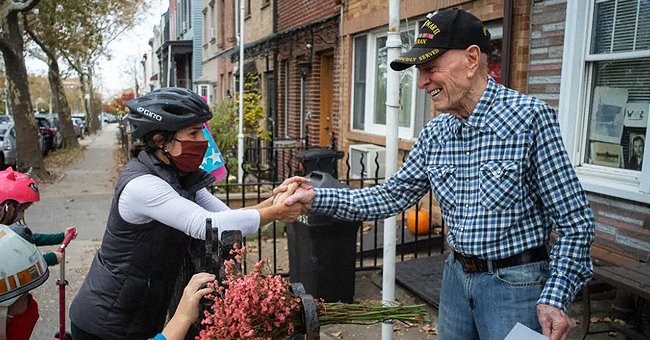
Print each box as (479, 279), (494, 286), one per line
(208, 73), (271, 170)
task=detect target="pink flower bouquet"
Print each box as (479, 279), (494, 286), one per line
(197, 244), (428, 339)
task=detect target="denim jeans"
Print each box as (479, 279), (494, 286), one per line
(437, 253), (548, 340)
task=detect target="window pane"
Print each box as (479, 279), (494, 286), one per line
(585, 58), (649, 171)
(353, 36), (367, 130)
(373, 31), (414, 127)
(592, 0), (650, 54)
(374, 36), (387, 125)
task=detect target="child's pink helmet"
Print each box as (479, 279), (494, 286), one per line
(0, 168), (40, 204)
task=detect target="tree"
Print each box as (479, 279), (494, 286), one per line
(24, 0), (82, 148)
(58, 0), (146, 134)
(103, 89), (134, 115)
(0, 0), (48, 179)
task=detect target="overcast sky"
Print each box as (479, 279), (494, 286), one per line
(26, 0), (168, 100)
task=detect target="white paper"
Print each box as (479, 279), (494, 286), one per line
(589, 86), (628, 143)
(504, 322), (548, 340)
(624, 102), (649, 128)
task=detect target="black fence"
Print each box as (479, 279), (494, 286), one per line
(210, 139), (445, 275)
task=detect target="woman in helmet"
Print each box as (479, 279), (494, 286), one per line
(0, 223), (51, 340)
(69, 87), (305, 340)
(0, 167), (77, 267)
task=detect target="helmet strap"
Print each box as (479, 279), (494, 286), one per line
(157, 146), (183, 176)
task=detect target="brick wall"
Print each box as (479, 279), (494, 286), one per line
(509, 0), (532, 93)
(276, 0), (340, 31)
(527, 0), (565, 108)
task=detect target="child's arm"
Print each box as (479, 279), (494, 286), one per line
(42, 251), (60, 266)
(32, 232), (64, 246)
(32, 226), (77, 246)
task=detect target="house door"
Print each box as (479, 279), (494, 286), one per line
(319, 54), (334, 147)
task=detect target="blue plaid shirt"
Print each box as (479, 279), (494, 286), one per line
(312, 77), (595, 312)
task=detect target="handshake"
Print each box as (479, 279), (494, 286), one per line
(267, 176), (316, 223)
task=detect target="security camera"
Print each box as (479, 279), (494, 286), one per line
(306, 43), (312, 49)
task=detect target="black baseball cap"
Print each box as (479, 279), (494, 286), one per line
(390, 8), (491, 71)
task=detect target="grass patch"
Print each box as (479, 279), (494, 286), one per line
(43, 146), (84, 180)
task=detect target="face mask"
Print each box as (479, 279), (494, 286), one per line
(168, 139), (209, 173)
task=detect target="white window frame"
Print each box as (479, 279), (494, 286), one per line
(197, 84), (211, 104)
(350, 26), (418, 139)
(559, 0), (650, 203)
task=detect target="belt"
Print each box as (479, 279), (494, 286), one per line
(453, 246), (548, 273)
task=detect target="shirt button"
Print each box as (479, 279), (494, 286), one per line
(465, 151), (470, 156)
(466, 178), (470, 182)
(465, 203), (470, 208)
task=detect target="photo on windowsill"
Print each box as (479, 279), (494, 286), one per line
(625, 133), (645, 171)
(589, 142), (623, 168)
(623, 102), (649, 129)
(589, 86), (628, 144)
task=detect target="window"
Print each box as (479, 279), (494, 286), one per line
(246, 0), (251, 17)
(210, 3), (215, 42)
(351, 26), (427, 139)
(559, 0), (650, 203)
(219, 0), (225, 45)
(282, 60), (289, 138)
(198, 85), (211, 104)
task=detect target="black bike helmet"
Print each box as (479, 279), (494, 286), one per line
(125, 87), (213, 140)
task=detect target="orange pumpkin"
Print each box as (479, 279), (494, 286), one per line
(406, 209), (431, 235)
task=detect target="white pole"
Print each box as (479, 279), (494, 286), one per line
(237, 0), (245, 184)
(382, 0), (400, 339)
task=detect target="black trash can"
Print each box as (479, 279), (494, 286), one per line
(287, 171), (361, 303)
(296, 148), (344, 178)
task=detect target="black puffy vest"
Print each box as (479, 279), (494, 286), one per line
(69, 151), (214, 339)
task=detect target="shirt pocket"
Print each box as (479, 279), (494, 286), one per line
(427, 165), (456, 207)
(479, 160), (521, 211)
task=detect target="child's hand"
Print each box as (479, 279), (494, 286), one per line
(55, 250), (63, 264)
(65, 225), (78, 239)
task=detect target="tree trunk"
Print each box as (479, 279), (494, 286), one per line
(79, 72), (92, 132)
(87, 67), (100, 133)
(0, 11), (48, 180)
(47, 55), (79, 148)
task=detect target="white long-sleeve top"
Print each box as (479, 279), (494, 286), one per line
(118, 174), (259, 240)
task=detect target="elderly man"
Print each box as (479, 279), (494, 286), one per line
(279, 8), (595, 340)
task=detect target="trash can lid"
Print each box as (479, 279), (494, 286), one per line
(306, 171), (347, 189)
(296, 148), (343, 161)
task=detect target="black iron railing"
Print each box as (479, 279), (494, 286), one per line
(210, 140), (444, 275)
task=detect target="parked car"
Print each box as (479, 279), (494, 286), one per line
(0, 115), (13, 124)
(101, 112), (118, 123)
(72, 113), (89, 135)
(35, 114), (63, 149)
(35, 115), (56, 154)
(71, 117), (84, 138)
(0, 123), (17, 169)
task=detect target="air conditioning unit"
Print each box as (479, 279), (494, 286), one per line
(349, 144), (386, 179)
